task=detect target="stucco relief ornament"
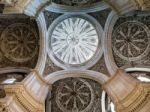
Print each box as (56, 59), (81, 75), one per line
(112, 21), (150, 61)
(51, 17), (98, 65)
(56, 78), (94, 112)
(1, 23), (38, 62)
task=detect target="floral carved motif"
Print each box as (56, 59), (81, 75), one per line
(1, 23), (38, 63)
(112, 21), (150, 61)
(56, 78), (94, 112)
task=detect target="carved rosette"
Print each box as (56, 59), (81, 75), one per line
(112, 21), (150, 61)
(56, 78), (94, 112)
(1, 23), (38, 63)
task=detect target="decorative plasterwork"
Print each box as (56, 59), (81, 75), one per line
(88, 8), (112, 29)
(1, 23), (38, 63)
(112, 15), (150, 68)
(43, 11), (62, 29)
(43, 55), (62, 76)
(0, 15), (39, 68)
(112, 21), (150, 62)
(50, 77), (103, 112)
(90, 56), (110, 75)
(104, 11), (150, 75)
(56, 78), (94, 112)
(48, 14), (103, 70)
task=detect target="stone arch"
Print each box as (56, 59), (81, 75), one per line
(34, 12), (47, 75)
(103, 11), (119, 75)
(45, 70), (109, 85)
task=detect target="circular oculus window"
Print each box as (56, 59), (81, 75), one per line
(48, 14), (102, 69)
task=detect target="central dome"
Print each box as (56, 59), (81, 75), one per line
(48, 14), (103, 69)
(51, 17), (98, 65)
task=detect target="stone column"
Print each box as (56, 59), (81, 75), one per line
(103, 69), (150, 112)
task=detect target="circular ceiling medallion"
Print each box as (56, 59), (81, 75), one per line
(112, 21), (150, 61)
(1, 23), (38, 63)
(48, 14), (103, 69)
(56, 78), (94, 112)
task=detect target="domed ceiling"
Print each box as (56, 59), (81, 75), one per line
(48, 14), (103, 69)
(0, 0), (150, 112)
(43, 9), (110, 74)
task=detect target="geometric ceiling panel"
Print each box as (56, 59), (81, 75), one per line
(0, 15), (39, 68)
(112, 14), (150, 68)
(1, 23), (38, 63)
(49, 77), (104, 112)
